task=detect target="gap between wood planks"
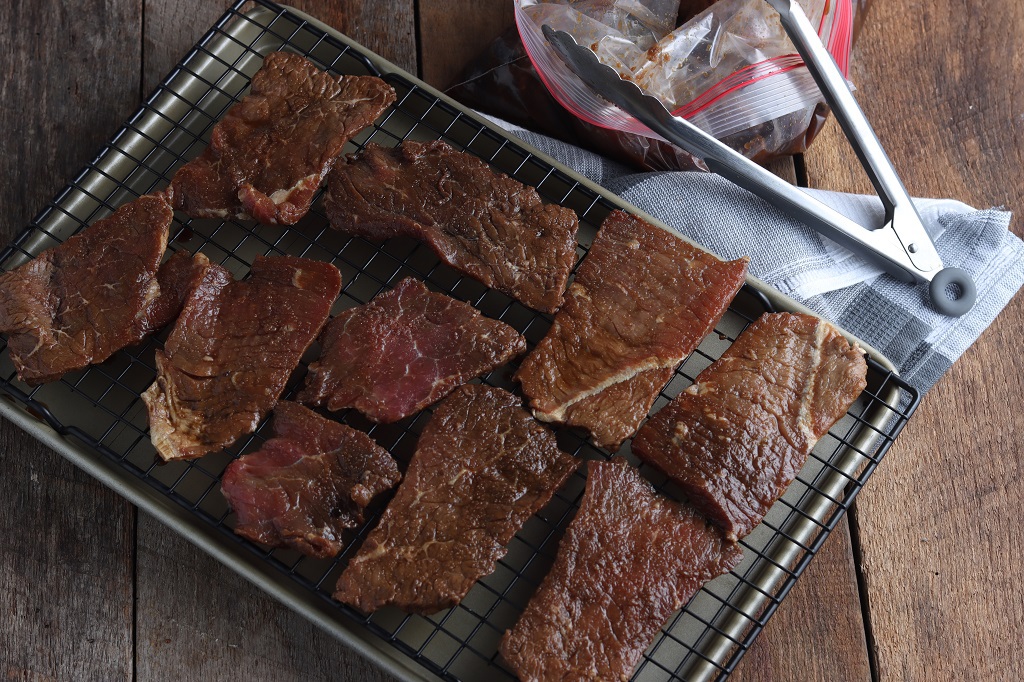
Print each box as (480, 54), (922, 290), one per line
(848, 501), (880, 681)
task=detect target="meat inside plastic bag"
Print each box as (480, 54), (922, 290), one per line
(525, 0), (681, 79)
(447, 0), (869, 172)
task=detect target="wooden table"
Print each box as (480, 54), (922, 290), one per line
(2, 1), (1021, 679)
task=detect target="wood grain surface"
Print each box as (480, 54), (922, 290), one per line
(0, 0), (1020, 681)
(418, 0), (515, 88)
(803, 0), (1024, 678)
(0, 2), (139, 679)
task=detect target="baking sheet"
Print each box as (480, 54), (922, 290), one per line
(0, 2), (919, 680)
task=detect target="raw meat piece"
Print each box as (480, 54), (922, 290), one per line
(515, 210), (748, 450)
(632, 312), (868, 540)
(221, 401), (399, 558)
(324, 140), (579, 313)
(138, 250), (211, 335)
(334, 385), (579, 614)
(500, 458), (742, 682)
(298, 277), (527, 422)
(169, 51), (396, 224)
(143, 255), (342, 462)
(0, 194), (173, 384)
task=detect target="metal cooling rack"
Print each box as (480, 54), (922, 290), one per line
(0, 2), (920, 680)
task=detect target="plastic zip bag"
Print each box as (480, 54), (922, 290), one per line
(515, 0), (854, 164)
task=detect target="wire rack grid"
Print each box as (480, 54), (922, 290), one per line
(0, 2), (920, 680)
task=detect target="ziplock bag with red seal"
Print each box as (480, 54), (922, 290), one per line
(447, 0), (870, 172)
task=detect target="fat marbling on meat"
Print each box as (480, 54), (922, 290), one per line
(0, 193), (192, 384)
(221, 401), (399, 558)
(632, 312), (868, 540)
(500, 458), (742, 681)
(324, 141), (579, 313)
(334, 384), (579, 614)
(298, 277), (527, 422)
(169, 51), (396, 225)
(143, 255), (342, 462)
(515, 210), (749, 450)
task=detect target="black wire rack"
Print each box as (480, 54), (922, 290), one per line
(0, 2), (920, 680)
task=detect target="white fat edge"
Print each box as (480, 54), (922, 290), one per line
(794, 320), (828, 445)
(537, 356), (678, 422)
(141, 356), (208, 462)
(270, 173), (320, 205)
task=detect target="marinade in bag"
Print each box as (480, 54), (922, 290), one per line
(447, 0), (873, 172)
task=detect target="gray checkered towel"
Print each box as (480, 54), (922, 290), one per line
(484, 116), (1024, 392)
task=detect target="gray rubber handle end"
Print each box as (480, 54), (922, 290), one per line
(929, 268), (977, 317)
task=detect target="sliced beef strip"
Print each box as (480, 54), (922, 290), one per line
(220, 401), (400, 558)
(324, 140), (579, 313)
(556, 366), (676, 451)
(169, 51), (396, 225)
(138, 250), (212, 335)
(515, 210), (749, 450)
(500, 458), (742, 682)
(0, 194), (174, 385)
(142, 255), (342, 462)
(298, 277), (527, 423)
(333, 384), (579, 615)
(632, 312), (868, 540)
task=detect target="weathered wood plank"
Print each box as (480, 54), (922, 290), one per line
(0, 1), (140, 679)
(417, 0), (515, 88)
(134, 512), (396, 681)
(143, 0), (417, 93)
(803, 1), (1024, 679)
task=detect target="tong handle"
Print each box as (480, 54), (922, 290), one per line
(765, 0), (976, 315)
(766, 0), (903, 216)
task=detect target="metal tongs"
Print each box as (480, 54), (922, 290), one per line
(543, 0), (976, 316)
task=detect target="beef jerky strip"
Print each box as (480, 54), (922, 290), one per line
(324, 140), (579, 313)
(0, 194), (178, 384)
(143, 255), (342, 461)
(500, 458), (742, 681)
(334, 385), (579, 614)
(516, 210), (748, 450)
(632, 312), (868, 540)
(221, 401), (399, 558)
(298, 277), (527, 422)
(169, 51), (396, 225)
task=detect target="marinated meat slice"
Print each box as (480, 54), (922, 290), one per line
(632, 312), (868, 540)
(298, 277), (527, 422)
(334, 385), (579, 614)
(324, 141), (579, 313)
(558, 366), (675, 451)
(142, 255), (342, 462)
(500, 458), (742, 682)
(0, 194), (173, 384)
(169, 51), (396, 225)
(221, 401), (400, 558)
(138, 250), (211, 335)
(515, 210), (748, 450)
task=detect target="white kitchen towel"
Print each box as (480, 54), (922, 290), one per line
(483, 115), (1024, 392)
